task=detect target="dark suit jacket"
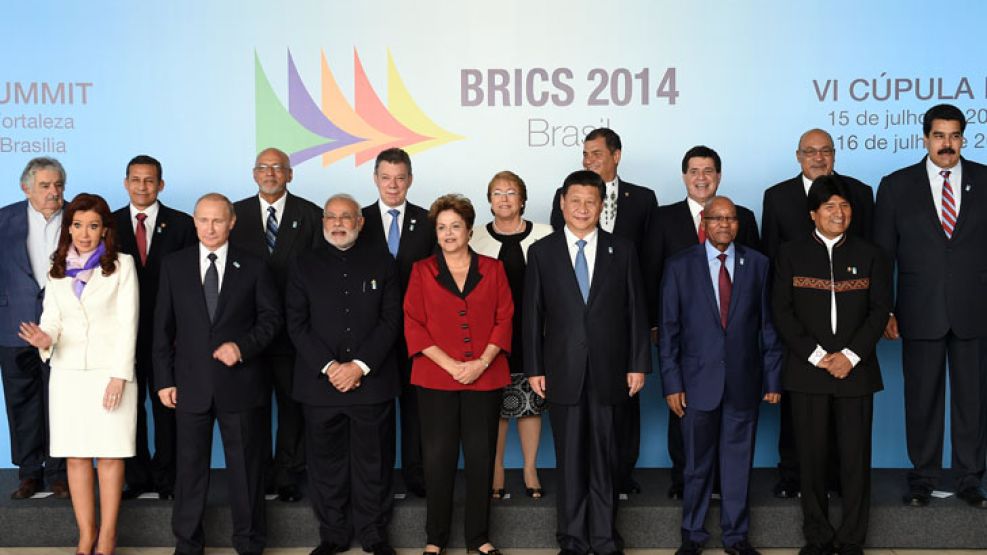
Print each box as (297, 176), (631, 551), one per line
(359, 201), (436, 292)
(659, 243), (782, 411)
(523, 230), (651, 406)
(874, 156), (987, 339)
(647, 199), (760, 328)
(285, 239), (402, 406)
(772, 234), (890, 396)
(113, 203), (196, 371)
(152, 244), (283, 413)
(229, 192), (323, 354)
(0, 201), (45, 346)
(761, 172), (874, 260)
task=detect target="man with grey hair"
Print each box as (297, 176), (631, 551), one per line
(761, 128), (874, 499)
(286, 193), (402, 555)
(0, 157), (69, 499)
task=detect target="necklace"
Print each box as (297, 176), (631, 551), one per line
(492, 219), (525, 235)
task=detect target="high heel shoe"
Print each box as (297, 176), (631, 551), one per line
(467, 548), (502, 555)
(525, 486), (544, 498)
(490, 487), (506, 499)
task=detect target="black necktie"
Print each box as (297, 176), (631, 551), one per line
(204, 253), (219, 322)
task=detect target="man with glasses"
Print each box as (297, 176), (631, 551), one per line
(649, 145), (759, 500)
(230, 147), (323, 502)
(286, 194), (402, 555)
(761, 129), (874, 499)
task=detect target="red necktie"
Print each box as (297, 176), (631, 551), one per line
(718, 253), (731, 329)
(697, 210), (706, 244)
(940, 169), (956, 238)
(135, 212), (148, 266)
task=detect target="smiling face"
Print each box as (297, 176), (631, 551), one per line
(702, 197), (739, 251)
(252, 148), (292, 202)
(68, 209), (106, 255)
(560, 184), (603, 237)
(124, 163), (165, 210)
(796, 130), (836, 181)
(374, 161), (413, 208)
(683, 156), (720, 205)
(489, 178), (522, 220)
(925, 118), (963, 169)
(435, 209), (470, 255)
(322, 198), (364, 250)
(810, 194), (852, 239)
(582, 137), (620, 182)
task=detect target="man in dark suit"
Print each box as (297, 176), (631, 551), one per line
(648, 145), (760, 500)
(229, 147), (323, 502)
(358, 147), (435, 497)
(549, 128), (657, 495)
(0, 157), (68, 499)
(875, 103), (987, 509)
(761, 129), (875, 499)
(659, 196), (781, 555)
(286, 194), (402, 555)
(114, 155), (196, 500)
(525, 170), (651, 555)
(154, 193), (283, 555)
(772, 176), (892, 555)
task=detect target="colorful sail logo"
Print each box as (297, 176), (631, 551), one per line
(255, 49), (463, 167)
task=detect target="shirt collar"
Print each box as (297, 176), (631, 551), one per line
(259, 192), (287, 215)
(129, 201), (160, 220)
(813, 229), (844, 248)
(379, 199), (407, 218)
(199, 241), (229, 259)
(686, 197), (704, 218)
(563, 225), (598, 247)
(27, 204), (61, 223)
(705, 240), (735, 261)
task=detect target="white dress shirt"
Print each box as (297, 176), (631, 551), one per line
(801, 174), (814, 195)
(926, 157), (963, 221)
(563, 226), (598, 285)
(688, 197), (705, 234)
(600, 178), (618, 233)
(26, 205), (61, 288)
(705, 240), (735, 311)
(378, 200), (407, 243)
(259, 193), (287, 232)
(129, 201), (160, 251)
(198, 242), (229, 291)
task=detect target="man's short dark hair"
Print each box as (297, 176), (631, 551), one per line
(374, 148), (412, 175)
(681, 145), (722, 173)
(923, 104), (966, 136)
(126, 155), (163, 180)
(807, 175), (853, 212)
(584, 128), (622, 153)
(561, 170), (605, 200)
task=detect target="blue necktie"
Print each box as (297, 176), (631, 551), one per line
(265, 206), (278, 253)
(574, 239), (589, 302)
(387, 208), (400, 257)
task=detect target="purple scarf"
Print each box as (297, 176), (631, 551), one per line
(65, 242), (106, 298)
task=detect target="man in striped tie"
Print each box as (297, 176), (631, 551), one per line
(875, 103), (987, 510)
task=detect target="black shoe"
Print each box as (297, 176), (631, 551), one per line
(902, 487), (931, 507)
(121, 483), (151, 500)
(364, 542), (396, 555)
(667, 482), (684, 500)
(157, 487), (175, 500)
(406, 481), (426, 498)
(50, 479), (71, 499)
(773, 479), (799, 499)
(278, 483), (303, 502)
(956, 486), (987, 508)
(836, 544), (863, 555)
(675, 540), (703, 555)
(798, 544), (833, 555)
(10, 478), (40, 500)
(619, 476), (642, 495)
(724, 539), (760, 555)
(311, 543), (348, 555)
(467, 548), (502, 555)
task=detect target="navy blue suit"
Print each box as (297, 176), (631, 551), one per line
(659, 243), (781, 546)
(0, 200), (64, 482)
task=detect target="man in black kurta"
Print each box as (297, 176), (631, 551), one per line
(771, 176), (892, 555)
(285, 194), (402, 555)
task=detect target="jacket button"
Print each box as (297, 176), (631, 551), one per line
(460, 323), (469, 329)
(463, 337), (471, 343)
(458, 310), (466, 316)
(464, 351), (474, 357)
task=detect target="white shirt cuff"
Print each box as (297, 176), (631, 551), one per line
(841, 348), (861, 368)
(353, 359), (371, 376)
(321, 360), (337, 375)
(808, 345), (827, 367)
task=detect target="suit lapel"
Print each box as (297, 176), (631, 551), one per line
(78, 263), (108, 304)
(693, 247), (721, 327)
(146, 204), (173, 265)
(676, 201), (699, 243)
(912, 161), (949, 244)
(398, 205), (423, 254)
(951, 159), (976, 238)
(725, 245), (748, 329)
(240, 196), (267, 254)
(586, 232), (612, 305)
(11, 206), (34, 277)
(613, 179), (629, 236)
(551, 233), (586, 305)
(272, 193), (303, 258)
(361, 202), (386, 248)
(213, 249), (240, 324)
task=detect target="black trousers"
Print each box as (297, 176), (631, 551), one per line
(790, 392), (873, 547)
(417, 387), (501, 550)
(303, 401), (395, 549)
(126, 356), (176, 491)
(778, 390), (841, 489)
(263, 353), (306, 487)
(550, 393), (621, 554)
(614, 394), (640, 486)
(398, 356), (424, 488)
(173, 406), (266, 555)
(903, 334), (987, 491)
(0, 346), (64, 482)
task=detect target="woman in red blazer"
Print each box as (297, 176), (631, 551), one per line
(404, 194), (513, 555)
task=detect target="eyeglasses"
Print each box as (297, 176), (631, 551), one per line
(703, 215), (739, 224)
(253, 164), (287, 173)
(799, 148), (835, 157)
(323, 214), (357, 224)
(491, 190), (519, 198)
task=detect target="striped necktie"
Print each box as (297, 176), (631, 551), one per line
(265, 206), (279, 252)
(940, 170), (957, 238)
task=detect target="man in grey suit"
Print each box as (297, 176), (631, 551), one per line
(525, 170), (651, 555)
(0, 157), (68, 499)
(875, 103), (987, 509)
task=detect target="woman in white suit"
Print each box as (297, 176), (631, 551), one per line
(470, 171), (552, 500)
(19, 193), (138, 555)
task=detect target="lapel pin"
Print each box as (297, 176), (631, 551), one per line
(371, 279), (377, 290)
(965, 184), (971, 192)
(739, 257), (745, 266)
(608, 246), (613, 254)
(624, 192), (629, 197)
(156, 227), (163, 234)
(410, 218), (416, 231)
(233, 261), (241, 269)
(292, 220), (298, 229)
(847, 266), (858, 275)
